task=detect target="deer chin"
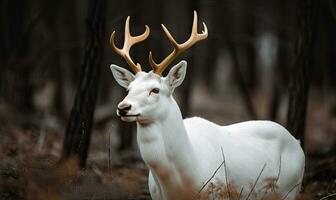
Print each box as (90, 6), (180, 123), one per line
(120, 114), (140, 122)
(137, 117), (155, 126)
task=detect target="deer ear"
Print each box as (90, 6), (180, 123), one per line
(165, 60), (187, 90)
(110, 64), (135, 88)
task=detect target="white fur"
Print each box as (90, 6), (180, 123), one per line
(110, 60), (305, 200)
(110, 64), (135, 88)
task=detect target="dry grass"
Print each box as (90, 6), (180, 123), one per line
(150, 162), (198, 200)
(0, 143), (320, 200)
(0, 127), (334, 200)
(0, 155), (146, 199)
(147, 161), (306, 200)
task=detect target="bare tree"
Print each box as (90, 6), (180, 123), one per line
(0, 0), (34, 113)
(228, 41), (258, 119)
(286, 0), (313, 150)
(241, 2), (258, 91)
(62, 0), (106, 168)
(268, 0), (294, 121)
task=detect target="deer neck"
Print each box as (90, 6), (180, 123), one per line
(136, 97), (199, 184)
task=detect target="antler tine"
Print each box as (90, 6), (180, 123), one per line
(149, 11), (208, 75)
(110, 16), (150, 74)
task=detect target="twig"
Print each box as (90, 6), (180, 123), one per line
(77, 121), (85, 151)
(276, 155), (282, 185)
(281, 183), (301, 200)
(221, 147), (231, 200)
(92, 164), (103, 178)
(261, 156), (282, 200)
(108, 131), (111, 176)
(261, 187), (269, 200)
(37, 110), (47, 152)
(211, 183), (215, 200)
(319, 193), (336, 200)
(238, 187), (244, 200)
(197, 160), (224, 195)
(245, 163), (267, 200)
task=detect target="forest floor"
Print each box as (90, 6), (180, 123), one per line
(0, 126), (335, 200)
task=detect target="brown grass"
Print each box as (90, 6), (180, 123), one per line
(0, 128), (333, 200)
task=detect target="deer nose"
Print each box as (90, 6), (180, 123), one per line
(117, 103), (132, 116)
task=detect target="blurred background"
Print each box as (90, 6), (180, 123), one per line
(0, 0), (335, 199)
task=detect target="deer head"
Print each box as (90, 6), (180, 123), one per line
(110, 11), (208, 124)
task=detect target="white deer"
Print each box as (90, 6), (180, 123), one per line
(109, 11), (305, 200)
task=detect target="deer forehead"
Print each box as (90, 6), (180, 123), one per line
(128, 71), (162, 92)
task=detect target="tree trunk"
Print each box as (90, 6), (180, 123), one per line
(268, 0), (293, 121)
(242, 2), (258, 91)
(227, 41), (258, 119)
(202, 2), (220, 89)
(286, 0), (313, 150)
(54, 0), (81, 118)
(179, 0), (199, 117)
(0, 0), (34, 113)
(62, 0), (106, 168)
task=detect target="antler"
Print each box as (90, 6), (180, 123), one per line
(110, 16), (150, 74)
(149, 11), (208, 75)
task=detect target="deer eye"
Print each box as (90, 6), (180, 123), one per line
(150, 88), (160, 95)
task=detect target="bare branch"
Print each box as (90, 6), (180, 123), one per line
(221, 147), (231, 200)
(319, 193), (336, 200)
(281, 183), (301, 200)
(197, 160), (224, 195)
(238, 187), (244, 200)
(245, 163), (267, 200)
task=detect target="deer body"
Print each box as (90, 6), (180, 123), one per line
(109, 12), (305, 199)
(137, 94), (304, 200)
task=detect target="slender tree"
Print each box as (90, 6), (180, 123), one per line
(241, 2), (258, 91)
(0, 0), (34, 113)
(223, 1), (258, 119)
(286, 0), (313, 149)
(62, 0), (106, 168)
(227, 41), (258, 119)
(202, 0), (219, 89)
(268, 0), (294, 121)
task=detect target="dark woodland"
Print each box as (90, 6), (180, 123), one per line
(0, 0), (335, 199)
